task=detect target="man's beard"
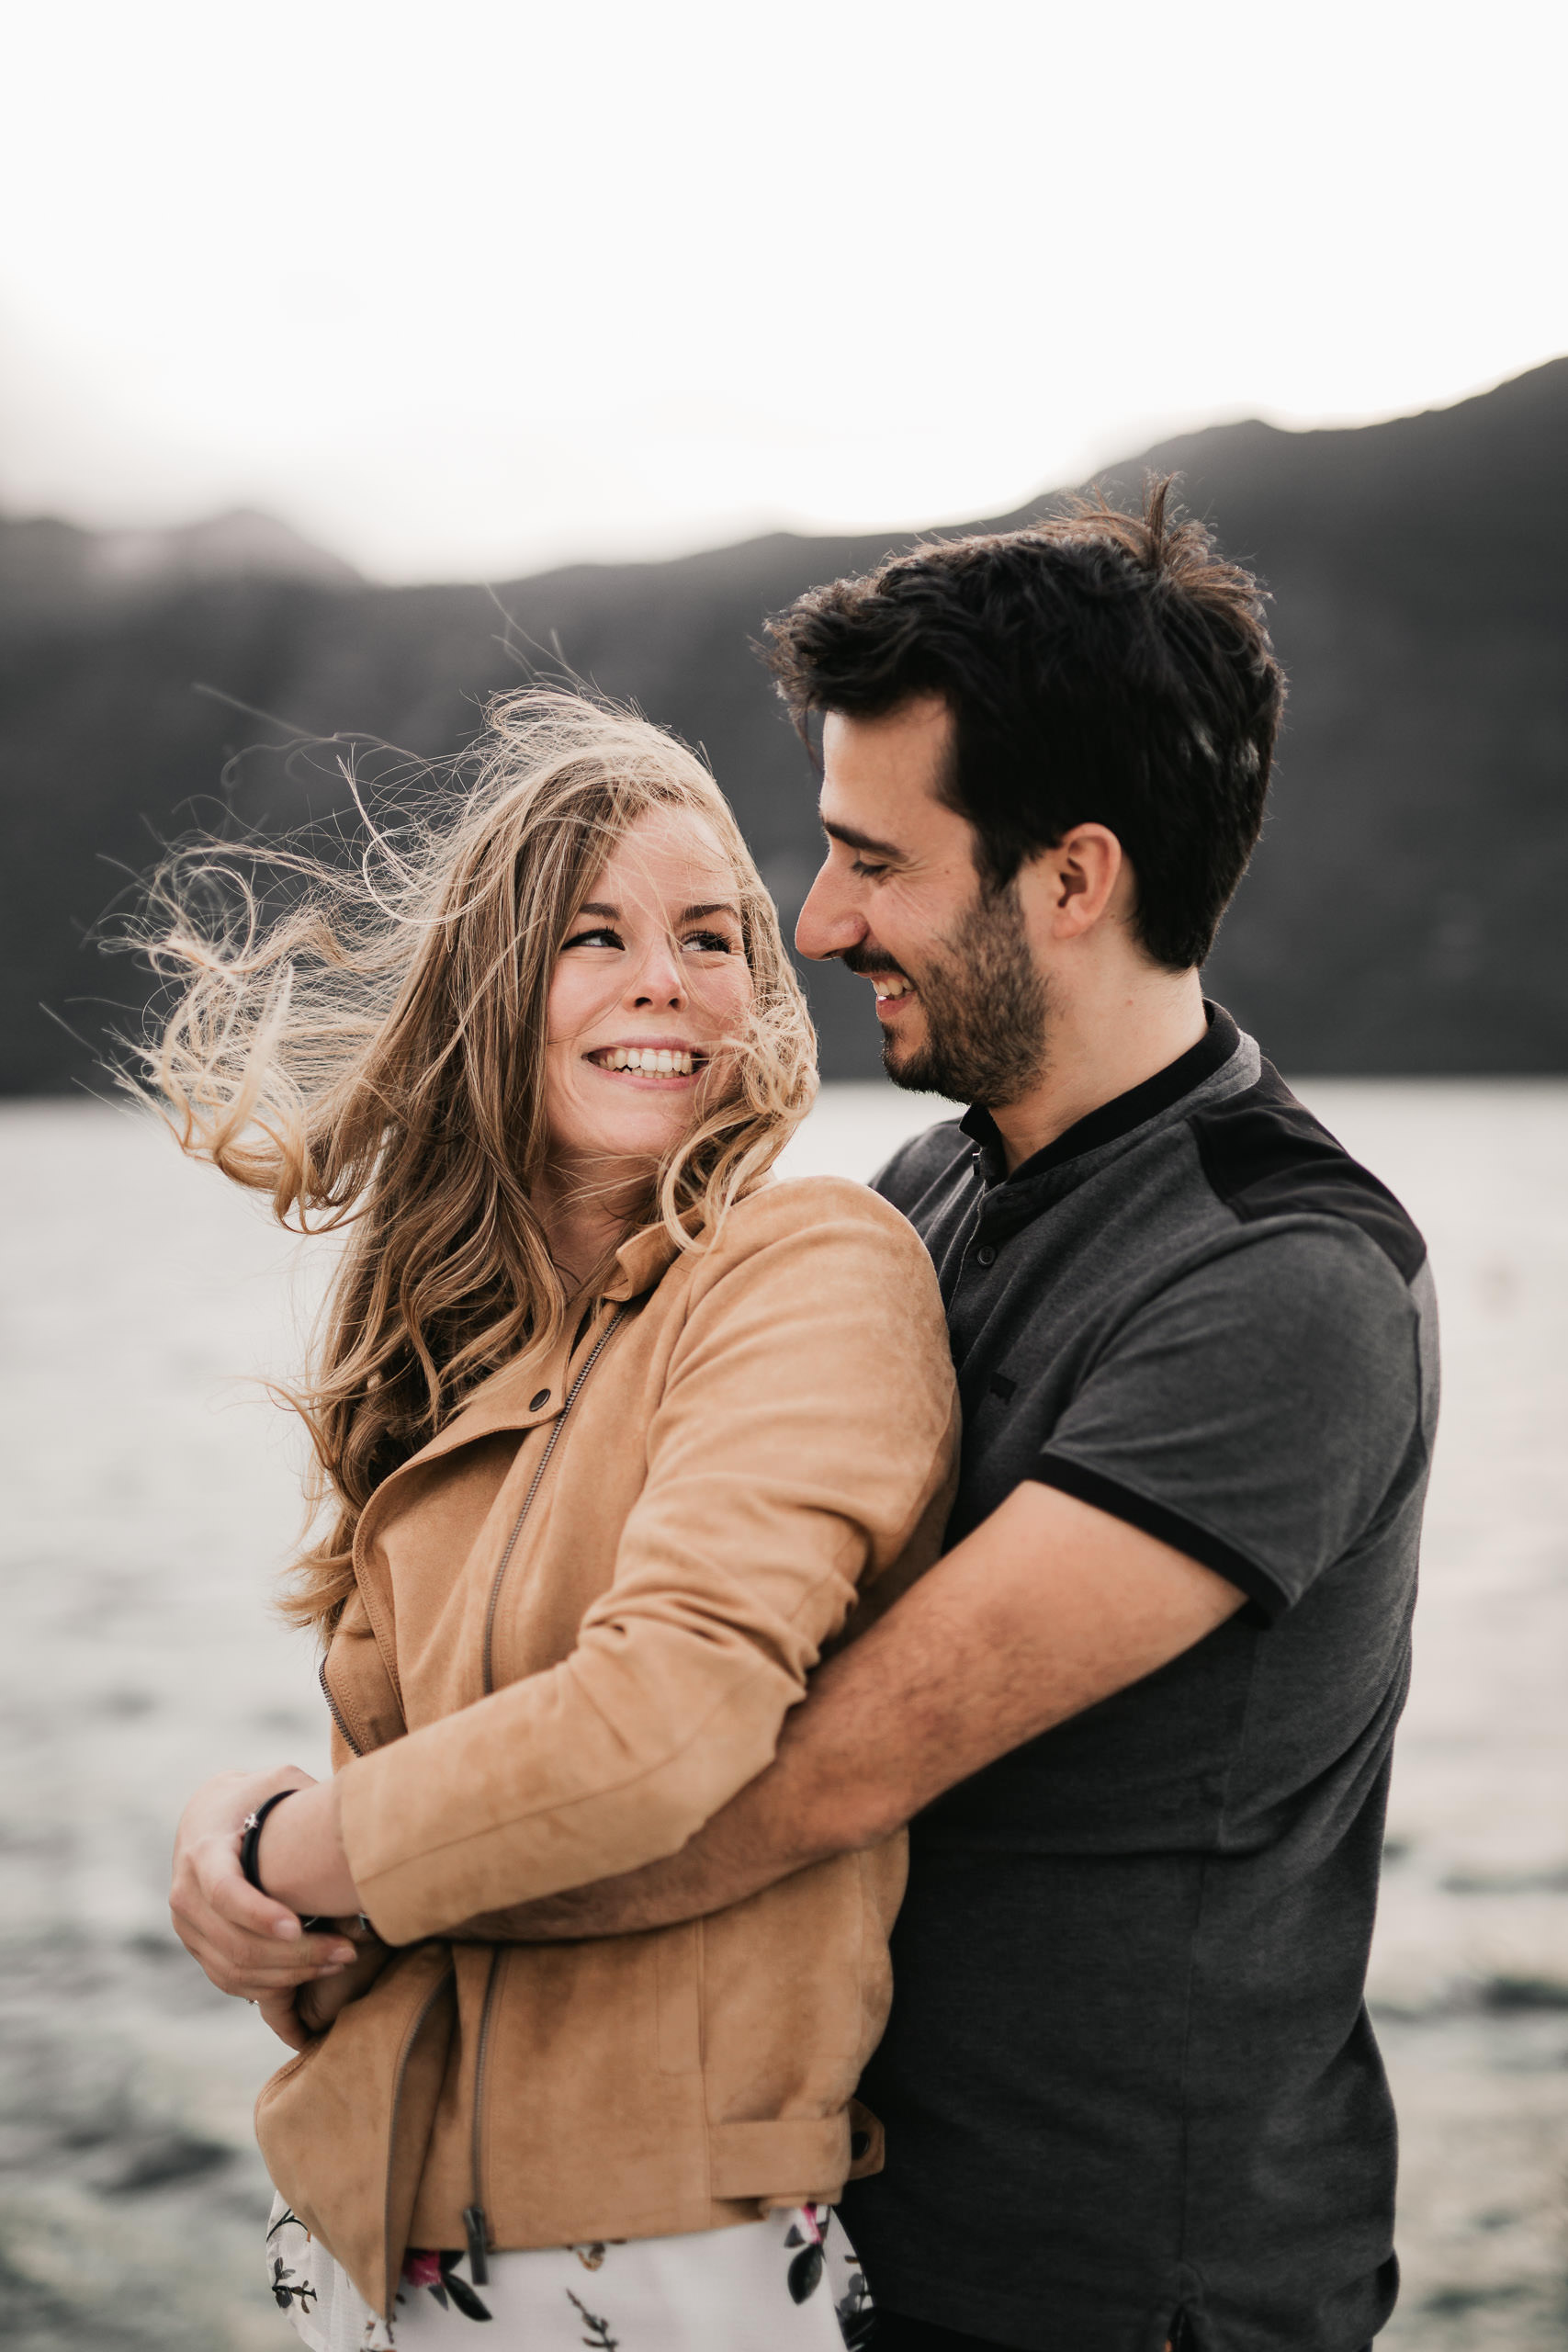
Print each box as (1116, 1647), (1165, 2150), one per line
(851, 880), (1049, 1107)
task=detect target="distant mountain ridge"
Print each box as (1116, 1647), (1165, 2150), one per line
(2, 358), (1565, 1091)
(0, 506), (358, 626)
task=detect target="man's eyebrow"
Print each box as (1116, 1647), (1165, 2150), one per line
(821, 818), (908, 861)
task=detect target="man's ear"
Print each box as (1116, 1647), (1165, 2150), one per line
(1026, 824), (1124, 939)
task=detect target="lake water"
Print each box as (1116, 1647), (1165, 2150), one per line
(1, 1083), (1565, 2350)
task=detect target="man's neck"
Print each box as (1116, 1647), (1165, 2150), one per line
(985, 968), (1209, 1174)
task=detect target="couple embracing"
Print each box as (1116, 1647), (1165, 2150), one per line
(164, 490), (1436, 2352)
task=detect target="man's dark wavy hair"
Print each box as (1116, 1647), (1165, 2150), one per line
(762, 479), (1286, 972)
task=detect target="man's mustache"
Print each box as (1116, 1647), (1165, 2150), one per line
(840, 942), (915, 985)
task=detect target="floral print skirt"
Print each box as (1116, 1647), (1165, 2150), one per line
(265, 2192), (872, 2351)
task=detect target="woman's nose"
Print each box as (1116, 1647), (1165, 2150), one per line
(626, 940), (685, 1007)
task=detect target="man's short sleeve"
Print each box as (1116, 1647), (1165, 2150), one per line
(1032, 1221), (1424, 1621)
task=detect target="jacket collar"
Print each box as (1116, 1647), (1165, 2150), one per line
(436, 1216), (680, 1427)
(353, 1216), (683, 1548)
(604, 1217), (684, 1302)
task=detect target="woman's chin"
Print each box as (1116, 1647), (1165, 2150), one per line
(560, 1060), (734, 1158)
(566, 1107), (700, 1169)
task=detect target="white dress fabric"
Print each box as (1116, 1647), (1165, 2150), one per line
(265, 2192), (873, 2351)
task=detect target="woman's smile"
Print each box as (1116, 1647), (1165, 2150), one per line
(585, 1036), (708, 1080)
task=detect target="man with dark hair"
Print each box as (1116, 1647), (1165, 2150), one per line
(491, 489), (1436, 2352)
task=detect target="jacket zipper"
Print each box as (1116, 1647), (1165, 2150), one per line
(325, 1305), (625, 1741)
(318, 1657), (365, 1758)
(480, 1306), (625, 1696)
(461, 1306), (624, 2272)
(462, 1947), (508, 2283)
(381, 1962), (455, 2318)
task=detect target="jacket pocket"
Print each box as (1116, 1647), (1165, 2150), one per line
(654, 1919), (704, 2075)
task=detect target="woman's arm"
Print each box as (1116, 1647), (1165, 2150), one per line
(463, 1482), (1244, 1941)
(337, 1189), (957, 1947)
(252, 1774), (361, 1913)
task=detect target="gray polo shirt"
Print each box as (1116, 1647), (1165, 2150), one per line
(841, 1005), (1437, 2352)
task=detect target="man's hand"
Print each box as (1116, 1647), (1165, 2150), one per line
(471, 1481), (1246, 1942)
(169, 1768), (358, 2005)
(256, 1989), (314, 2052)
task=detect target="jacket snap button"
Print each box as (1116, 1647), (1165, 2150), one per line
(976, 1244), (997, 1267)
(529, 1388), (551, 1410)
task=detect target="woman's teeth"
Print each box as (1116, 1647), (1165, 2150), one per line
(592, 1046), (698, 1075)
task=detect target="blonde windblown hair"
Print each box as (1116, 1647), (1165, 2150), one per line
(141, 689), (817, 1634)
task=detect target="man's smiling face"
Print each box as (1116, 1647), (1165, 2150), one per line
(795, 694), (1049, 1105)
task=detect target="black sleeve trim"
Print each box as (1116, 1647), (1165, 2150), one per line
(1032, 1453), (1293, 1624)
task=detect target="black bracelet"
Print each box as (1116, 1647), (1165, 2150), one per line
(239, 1787), (299, 1894)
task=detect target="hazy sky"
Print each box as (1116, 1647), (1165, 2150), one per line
(3, 0), (1563, 582)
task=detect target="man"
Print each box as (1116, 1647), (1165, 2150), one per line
(747, 493), (1435, 2352)
(189, 489), (1437, 2351)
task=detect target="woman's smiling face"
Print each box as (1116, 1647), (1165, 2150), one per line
(543, 803), (756, 1179)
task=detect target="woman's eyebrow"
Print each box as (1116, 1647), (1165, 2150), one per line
(682, 899), (741, 922)
(574, 901), (619, 919)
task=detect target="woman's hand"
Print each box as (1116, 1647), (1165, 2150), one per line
(169, 1768), (359, 2006)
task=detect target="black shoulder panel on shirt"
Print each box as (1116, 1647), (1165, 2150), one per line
(1191, 1062), (1427, 1282)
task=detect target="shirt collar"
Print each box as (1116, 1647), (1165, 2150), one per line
(960, 1001), (1241, 1188)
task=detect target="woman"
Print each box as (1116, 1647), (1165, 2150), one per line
(160, 693), (957, 2351)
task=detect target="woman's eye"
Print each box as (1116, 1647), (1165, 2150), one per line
(682, 930), (738, 954)
(564, 927), (623, 951)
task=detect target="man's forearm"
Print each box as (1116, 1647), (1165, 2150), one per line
(453, 1668), (881, 1941)
(465, 1480), (1244, 1944)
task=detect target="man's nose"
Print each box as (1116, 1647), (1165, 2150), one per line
(795, 860), (864, 962)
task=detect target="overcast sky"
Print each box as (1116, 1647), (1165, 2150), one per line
(3, 0), (1563, 582)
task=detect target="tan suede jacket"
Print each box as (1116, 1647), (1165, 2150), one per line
(255, 1175), (958, 2318)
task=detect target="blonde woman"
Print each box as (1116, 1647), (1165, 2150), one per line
(160, 693), (957, 2352)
